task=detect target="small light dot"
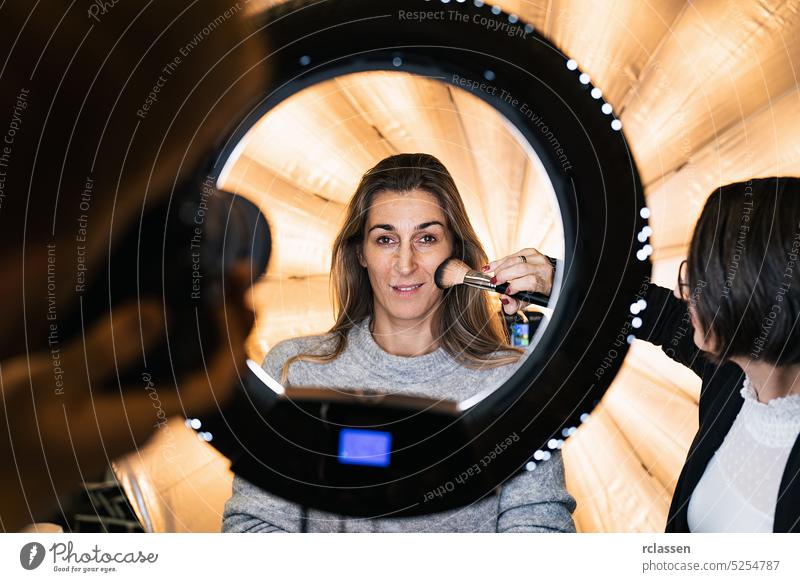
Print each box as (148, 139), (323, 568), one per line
(484, 69), (496, 81)
(562, 428), (570, 437)
(509, 14), (518, 23)
(534, 450), (545, 460)
(580, 413), (590, 423)
(627, 334), (635, 344)
(542, 451), (552, 461)
(525, 461), (537, 471)
(566, 59), (578, 70)
(392, 57), (402, 67)
(579, 73), (591, 84)
(640, 207), (651, 219)
(630, 303), (640, 314)
(491, 5), (501, 14)
(548, 438), (558, 449)
(632, 316), (643, 329)
(524, 24), (533, 33)
(299, 55), (311, 66)
(637, 232), (647, 243)
(568, 427), (577, 436)
(636, 249), (647, 261)
(643, 244), (653, 255)
(441, 0), (451, 4)
(591, 87), (602, 99)
(190, 418), (201, 430)
(637, 299), (647, 310)
(474, 0), (483, 6)
(611, 119), (623, 131)
(643, 226), (653, 236)
(602, 103), (613, 115)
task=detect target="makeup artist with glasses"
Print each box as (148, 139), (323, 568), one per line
(491, 177), (800, 532)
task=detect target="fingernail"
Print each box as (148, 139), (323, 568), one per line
(501, 298), (509, 305)
(481, 265), (490, 272)
(490, 276), (497, 284)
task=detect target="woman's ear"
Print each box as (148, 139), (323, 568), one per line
(356, 245), (366, 268)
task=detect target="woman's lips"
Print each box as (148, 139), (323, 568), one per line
(391, 283), (423, 296)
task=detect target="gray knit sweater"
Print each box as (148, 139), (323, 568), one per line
(222, 316), (576, 532)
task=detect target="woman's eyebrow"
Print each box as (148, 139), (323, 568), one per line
(368, 221), (445, 232)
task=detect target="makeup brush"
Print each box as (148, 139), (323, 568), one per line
(433, 258), (550, 308)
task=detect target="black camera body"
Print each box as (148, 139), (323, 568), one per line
(66, 170), (271, 393)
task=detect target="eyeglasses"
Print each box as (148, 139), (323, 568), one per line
(677, 259), (690, 301)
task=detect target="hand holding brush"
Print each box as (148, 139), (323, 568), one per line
(434, 248), (556, 315)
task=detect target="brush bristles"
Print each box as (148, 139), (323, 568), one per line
(434, 258), (473, 289)
(434, 258), (469, 289)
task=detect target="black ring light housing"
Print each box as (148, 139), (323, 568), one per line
(196, 0), (651, 517)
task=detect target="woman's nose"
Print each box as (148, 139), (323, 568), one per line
(394, 242), (417, 273)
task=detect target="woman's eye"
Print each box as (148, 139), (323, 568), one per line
(375, 235), (436, 245)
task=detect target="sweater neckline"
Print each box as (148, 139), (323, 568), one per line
(348, 316), (456, 379)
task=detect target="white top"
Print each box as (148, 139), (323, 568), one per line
(687, 376), (800, 532)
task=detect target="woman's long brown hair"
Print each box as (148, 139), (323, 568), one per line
(278, 153), (525, 384)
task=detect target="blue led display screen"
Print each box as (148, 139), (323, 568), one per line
(338, 428), (392, 468)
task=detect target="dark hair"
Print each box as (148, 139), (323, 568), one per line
(688, 177), (800, 365)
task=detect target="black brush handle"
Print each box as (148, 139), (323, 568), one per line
(494, 282), (550, 307)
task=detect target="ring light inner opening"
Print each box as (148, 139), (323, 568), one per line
(217, 69), (565, 404)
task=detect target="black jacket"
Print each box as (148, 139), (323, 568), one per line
(639, 283), (800, 532)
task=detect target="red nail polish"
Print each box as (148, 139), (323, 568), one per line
(501, 298), (509, 305)
(490, 276), (497, 284)
(481, 265), (490, 272)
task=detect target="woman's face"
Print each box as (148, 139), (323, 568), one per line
(358, 189), (454, 326)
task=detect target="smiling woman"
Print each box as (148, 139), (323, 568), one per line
(222, 153), (576, 533)
(276, 152), (527, 387)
